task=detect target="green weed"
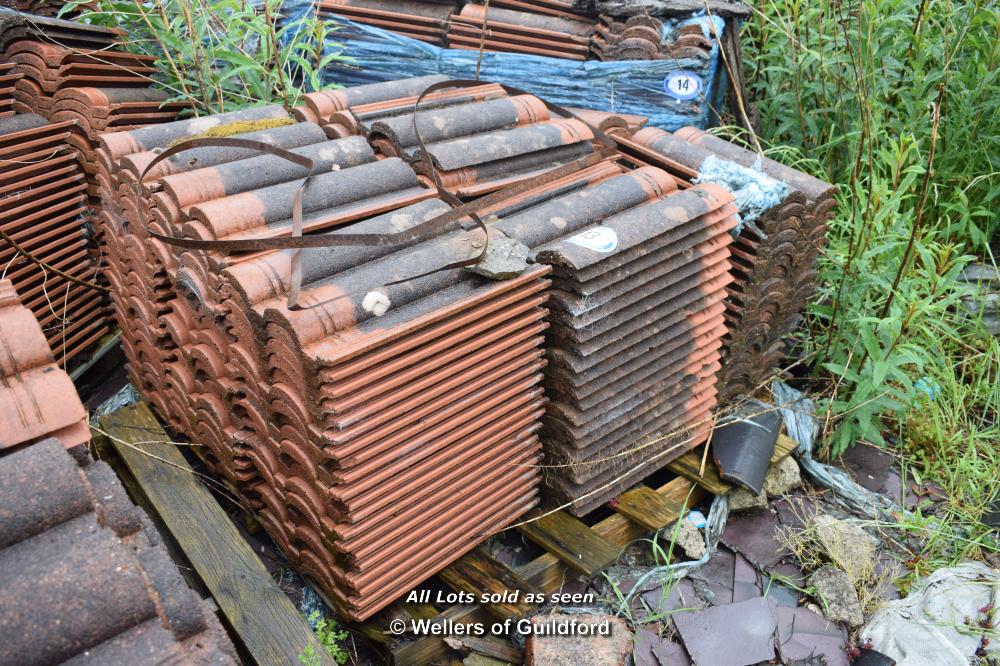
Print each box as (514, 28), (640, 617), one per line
(63, 0), (348, 115)
(739, 0), (999, 458)
(299, 610), (350, 666)
(734, 0), (999, 574)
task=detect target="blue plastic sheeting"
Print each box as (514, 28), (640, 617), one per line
(282, 2), (727, 130)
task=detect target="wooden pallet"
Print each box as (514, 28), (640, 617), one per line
(364, 435), (798, 665)
(97, 399), (795, 665)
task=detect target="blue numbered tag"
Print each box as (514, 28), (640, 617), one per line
(663, 71), (703, 101)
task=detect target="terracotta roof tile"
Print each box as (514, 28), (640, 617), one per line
(0, 438), (239, 665)
(0, 279), (88, 454)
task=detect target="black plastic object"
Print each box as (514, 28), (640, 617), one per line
(711, 410), (782, 494)
(853, 647), (897, 666)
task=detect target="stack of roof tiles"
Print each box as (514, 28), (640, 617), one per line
(299, 75), (602, 198)
(0, 278), (88, 456)
(491, 0), (584, 18)
(591, 14), (713, 61)
(0, 113), (110, 362)
(0, 279), (238, 664)
(615, 126), (834, 401)
(295, 80), (738, 515)
(315, 0), (458, 45)
(0, 438), (240, 665)
(1, 9), (187, 207)
(96, 82), (563, 620)
(5, 0), (87, 18)
(0, 61), (19, 117)
(311, 1), (717, 62)
(497, 167), (738, 515)
(447, 3), (595, 59)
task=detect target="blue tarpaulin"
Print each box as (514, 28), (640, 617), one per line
(282, 2), (727, 131)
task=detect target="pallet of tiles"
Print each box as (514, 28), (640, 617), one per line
(1, 9), (187, 208)
(299, 78), (602, 198)
(447, 3), (594, 60)
(96, 89), (551, 620)
(0, 113), (109, 363)
(315, 0), (457, 45)
(462, 161), (736, 514)
(615, 125), (834, 402)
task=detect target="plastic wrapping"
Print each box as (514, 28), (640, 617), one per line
(695, 154), (788, 236)
(623, 493), (730, 604)
(771, 380), (899, 519)
(282, 1), (728, 130)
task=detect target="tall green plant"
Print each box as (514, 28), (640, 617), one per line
(739, 0), (999, 455)
(62, 0), (347, 114)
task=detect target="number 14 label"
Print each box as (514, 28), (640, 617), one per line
(664, 71), (703, 101)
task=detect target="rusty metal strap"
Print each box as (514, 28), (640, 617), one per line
(134, 80), (617, 310)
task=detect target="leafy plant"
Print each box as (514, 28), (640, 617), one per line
(62, 0), (348, 115)
(299, 610), (350, 666)
(734, 0), (1000, 456)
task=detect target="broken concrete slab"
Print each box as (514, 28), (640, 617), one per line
(760, 575), (800, 608)
(631, 628), (660, 666)
(524, 613), (632, 666)
(813, 514), (878, 581)
(766, 561), (807, 589)
(871, 554), (903, 603)
(672, 597), (777, 666)
(632, 629), (692, 666)
(641, 578), (706, 620)
(467, 232), (530, 280)
(773, 495), (818, 530)
(808, 565), (863, 627)
(882, 468), (921, 510)
(775, 605), (849, 666)
(722, 509), (789, 569)
(651, 639), (691, 666)
(763, 455), (801, 496)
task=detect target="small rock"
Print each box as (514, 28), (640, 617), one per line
(728, 486), (768, 511)
(808, 565), (864, 627)
(813, 514), (877, 581)
(524, 613), (632, 666)
(763, 456), (802, 497)
(672, 518), (706, 560)
(467, 232), (530, 280)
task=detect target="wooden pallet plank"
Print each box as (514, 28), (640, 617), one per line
(444, 635), (522, 664)
(517, 477), (701, 590)
(98, 403), (335, 666)
(439, 549), (538, 619)
(668, 433), (797, 495)
(613, 484), (686, 530)
(393, 605), (493, 666)
(517, 510), (621, 577)
(392, 476), (702, 663)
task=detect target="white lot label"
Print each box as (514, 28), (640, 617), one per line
(664, 71), (703, 100)
(568, 227), (618, 253)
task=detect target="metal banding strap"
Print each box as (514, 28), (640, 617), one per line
(134, 80), (617, 310)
